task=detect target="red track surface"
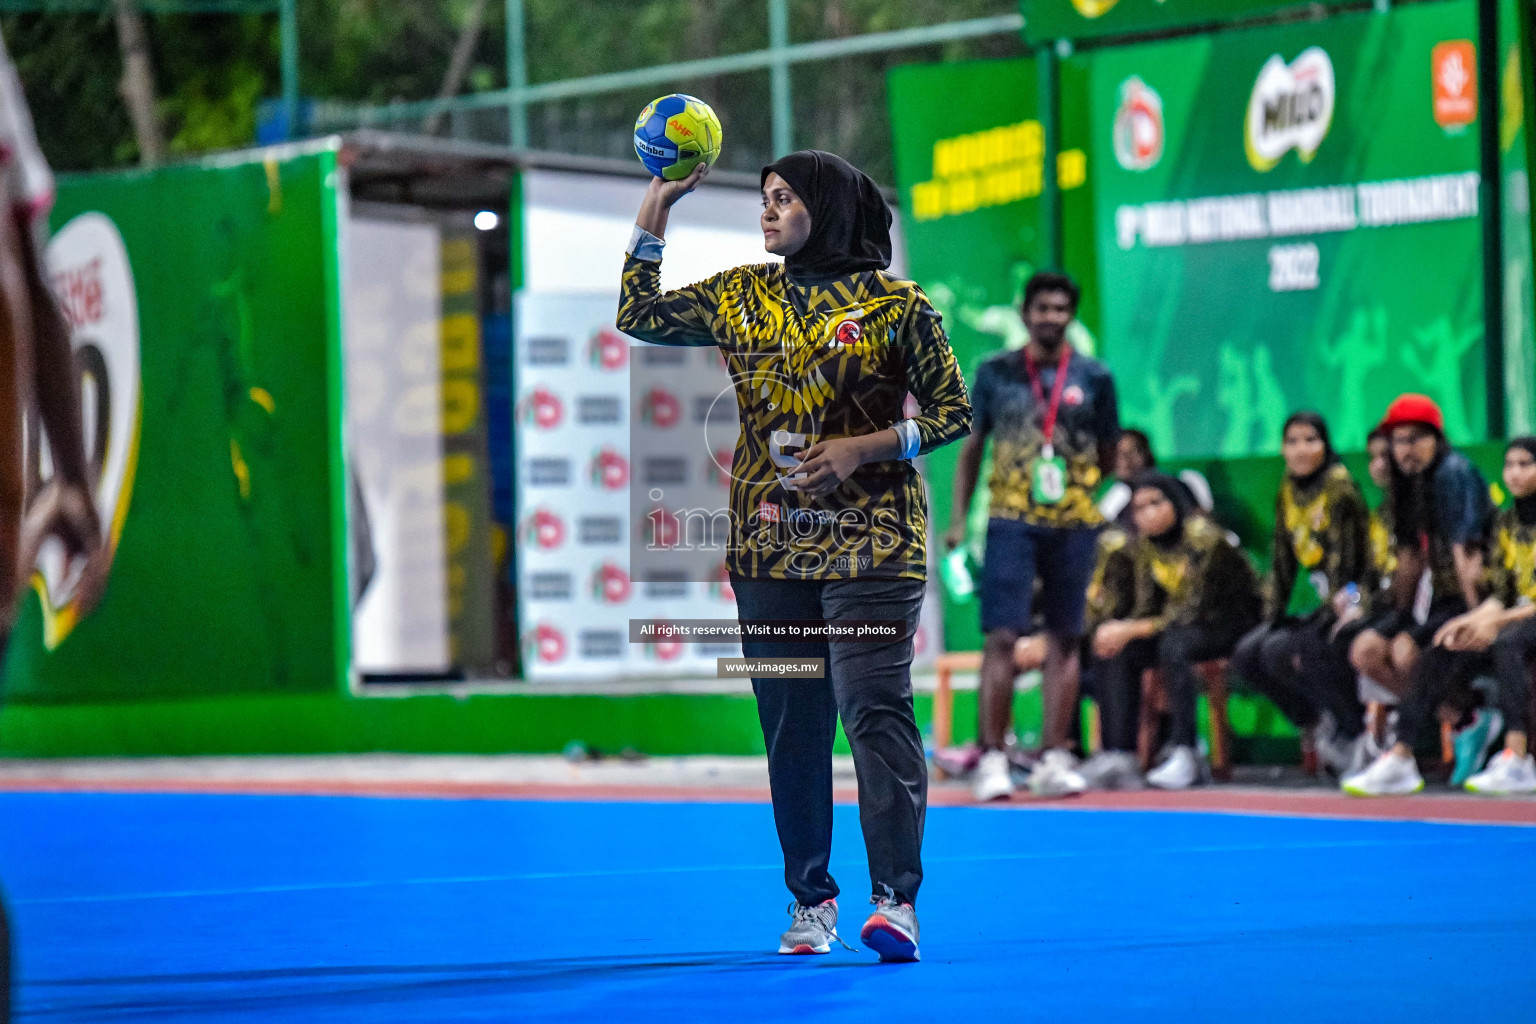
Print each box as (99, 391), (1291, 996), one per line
(1, 775), (1533, 825)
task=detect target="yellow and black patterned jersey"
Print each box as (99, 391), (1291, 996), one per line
(617, 254), (970, 581)
(1368, 504), (1398, 587)
(1488, 507), (1536, 608)
(1265, 463), (1371, 620)
(1130, 517), (1261, 630)
(1086, 527), (1136, 632)
(971, 346), (1119, 528)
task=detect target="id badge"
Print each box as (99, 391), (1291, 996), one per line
(1030, 452), (1068, 505)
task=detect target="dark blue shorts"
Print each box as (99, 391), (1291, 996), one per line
(980, 518), (1099, 637)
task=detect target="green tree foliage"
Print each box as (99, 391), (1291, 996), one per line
(3, 0), (1021, 183)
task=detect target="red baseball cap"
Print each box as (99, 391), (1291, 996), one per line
(1378, 393), (1445, 436)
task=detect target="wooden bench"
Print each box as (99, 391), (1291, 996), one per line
(930, 651), (983, 752)
(1138, 660), (1233, 782)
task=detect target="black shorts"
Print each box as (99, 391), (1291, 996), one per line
(980, 518), (1098, 637)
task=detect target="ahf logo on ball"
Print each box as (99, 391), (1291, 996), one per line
(1245, 47), (1335, 172)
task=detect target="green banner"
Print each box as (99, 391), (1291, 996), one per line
(1022, 0), (1349, 45)
(4, 146), (349, 703)
(1065, 0), (1488, 458)
(1500, 0), (1536, 436)
(888, 56), (1048, 653)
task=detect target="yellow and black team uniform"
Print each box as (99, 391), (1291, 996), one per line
(1077, 525), (1137, 730)
(617, 254), (969, 580)
(616, 152), (970, 918)
(1232, 459), (1373, 740)
(970, 342), (1119, 636)
(1096, 477), (1261, 757)
(1401, 484), (1536, 750)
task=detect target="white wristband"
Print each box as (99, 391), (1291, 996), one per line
(894, 419), (921, 460)
(627, 224), (665, 261)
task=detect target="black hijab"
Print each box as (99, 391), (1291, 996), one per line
(1130, 472), (1194, 548)
(1509, 437), (1536, 527)
(761, 150), (892, 282)
(1282, 411), (1338, 490)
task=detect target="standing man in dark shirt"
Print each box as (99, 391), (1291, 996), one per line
(946, 272), (1119, 800)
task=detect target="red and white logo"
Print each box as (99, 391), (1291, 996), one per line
(834, 319), (862, 346)
(520, 508), (566, 550)
(706, 448), (734, 487)
(757, 500), (781, 523)
(1432, 40), (1477, 131)
(1063, 385), (1085, 407)
(527, 623), (568, 664)
(588, 328), (629, 370)
(1113, 76), (1164, 172)
(590, 448), (630, 490)
(642, 387), (682, 428)
(591, 562), (632, 604)
(519, 387), (564, 429)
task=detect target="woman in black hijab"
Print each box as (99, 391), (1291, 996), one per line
(1229, 412), (1372, 775)
(617, 154), (971, 962)
(1078, 473), (1260, 791)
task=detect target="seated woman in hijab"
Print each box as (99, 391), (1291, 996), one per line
(1345, 437), (1536, 796)
(1230, 412), (1372, 775)
(1081, 474), (1262, 790)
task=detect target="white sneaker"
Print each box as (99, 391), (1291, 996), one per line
(1076, 750), (1144, 790)
(1028, 748), (1087, 797)
(1313, 714), (1358, 777)
(1341, 731), (1382, 779)
(972, 749), (1015, 802)
(1146, 745), (1201, 790)
(1465, 750), (1536, 795)
(1341, 749), (1423, 796)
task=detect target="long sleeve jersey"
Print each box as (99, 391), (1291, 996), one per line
(1265, 462), (1372, 621)
(1130, 517), (1261, 631)
(617, 251), (971, 581)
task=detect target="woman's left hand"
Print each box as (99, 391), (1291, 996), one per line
(786, 438), (866, 498)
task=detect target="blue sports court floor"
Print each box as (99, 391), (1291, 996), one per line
(2, 789), (1533, 1022)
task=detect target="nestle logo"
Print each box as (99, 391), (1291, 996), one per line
(528, 459), (571, 486)
(642, 571), (689, 598)
(643, 457), (688, 485)
(579, 517), (623, 544)
(525, 336), (569, 365)
(578, 396), (623, 424)
(579, 630), (625, 658)
(529, 572), (573, 600)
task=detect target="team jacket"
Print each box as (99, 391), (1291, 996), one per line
(1266, 462), (1372, 621)
(617, 253), (971, 581)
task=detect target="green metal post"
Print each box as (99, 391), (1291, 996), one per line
(1478, 0), (1506, 438)
(769, 0), (791, 158)
(506, 0), (528, 149)
(1037, 45), (1060, 269)
(279, 0), (298, 138)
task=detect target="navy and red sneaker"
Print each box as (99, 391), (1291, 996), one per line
(860, 893), (920, 963)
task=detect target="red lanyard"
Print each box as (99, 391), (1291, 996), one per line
(1023, 343), (1072, 454)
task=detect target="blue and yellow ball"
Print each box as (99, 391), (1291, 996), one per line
(633, 94), (723, 181)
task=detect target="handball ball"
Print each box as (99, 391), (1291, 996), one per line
(633, 94), (723, 181)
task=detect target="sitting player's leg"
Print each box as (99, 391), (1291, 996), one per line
(1467, 617), (1536, 793)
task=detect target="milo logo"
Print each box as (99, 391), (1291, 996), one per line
(1245, 47), (1335, 172)
(33, 213), (141, 647)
